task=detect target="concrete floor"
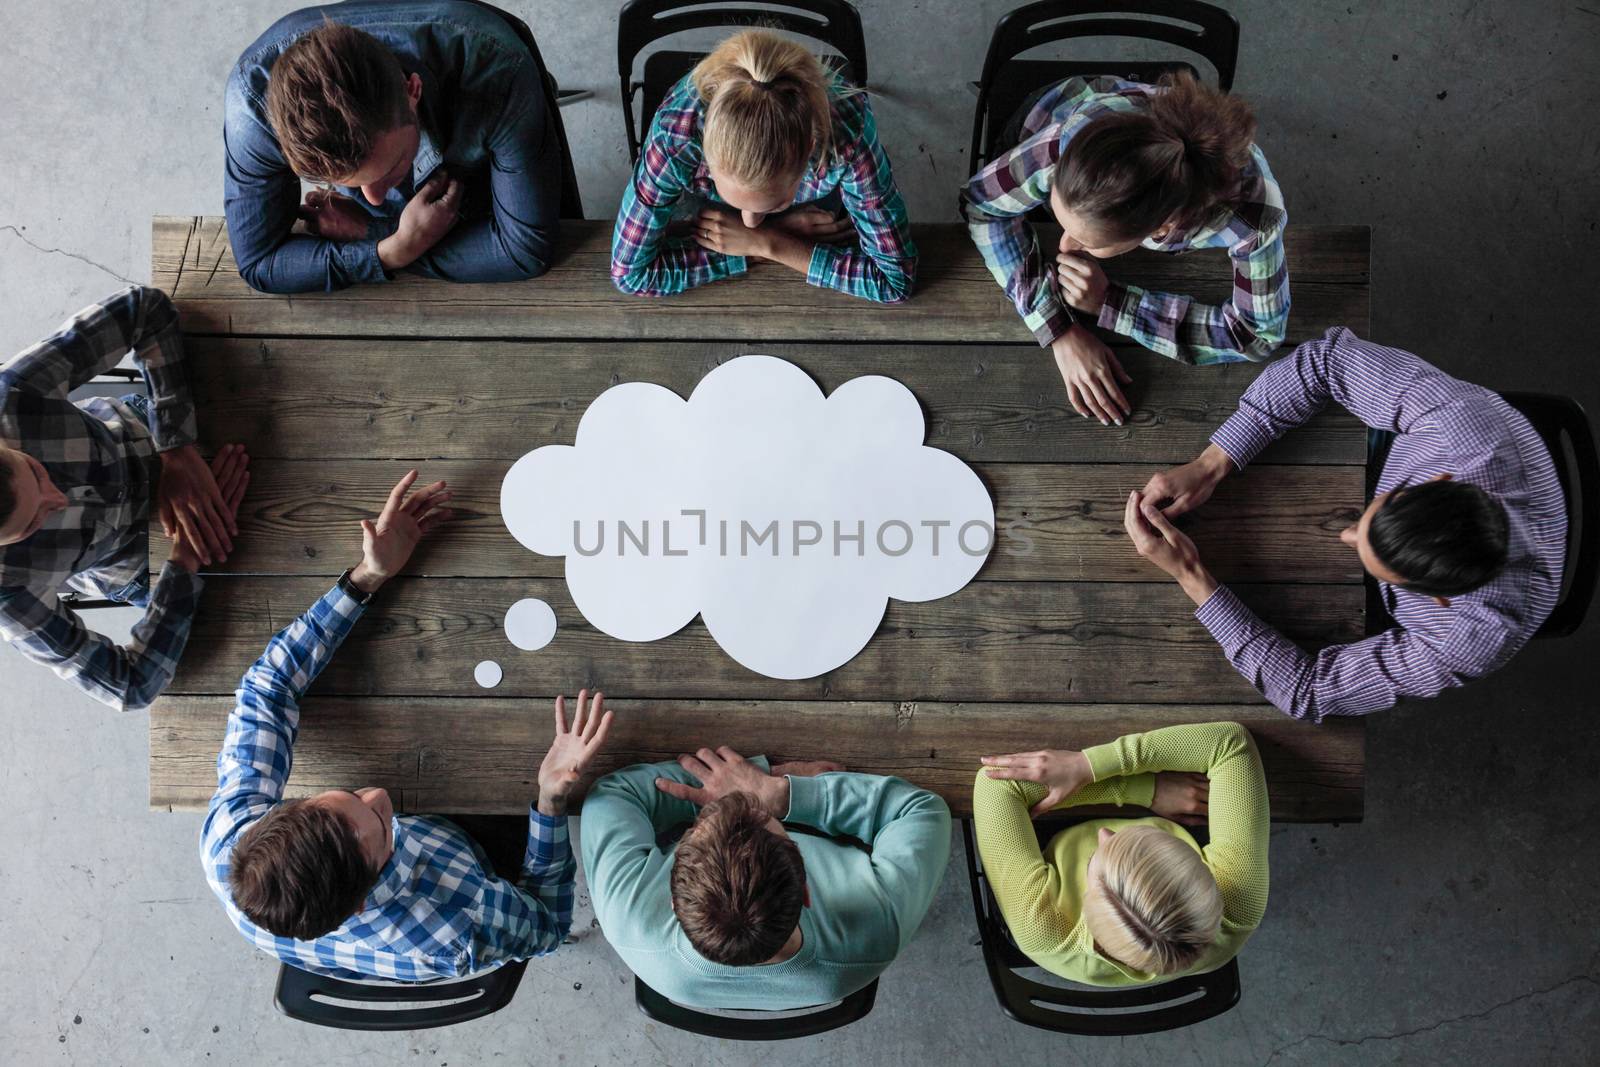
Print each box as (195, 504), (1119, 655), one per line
(2, 1), (1597, 1063)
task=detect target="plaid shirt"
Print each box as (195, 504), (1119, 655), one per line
(0, 286), (203, 711)
(961, 76), (1289, 364)
(1197, 328), (1567, 720)
(201, 582), (576, 981)
(611, 72), (917, 303)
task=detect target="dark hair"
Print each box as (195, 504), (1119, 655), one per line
(228, 799), (377, 940)
(265, 22), (412, 181)
(670, 791), (806, 965)
(0, 456), (15, 528)
(1368, 480), (1511, 597)
(1053, 72), (1257, 242)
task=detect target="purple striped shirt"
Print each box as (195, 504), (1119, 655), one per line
(1197, 327), (1566, 721)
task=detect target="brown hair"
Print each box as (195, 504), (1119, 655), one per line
(228, 799), (377, 940)
(691, 29), (835, 188)
(1053, 73), (1257, 241)
(1081, 825), (1223, 975)
(265, 21), (413, 181)
(670, 791), (807, 965)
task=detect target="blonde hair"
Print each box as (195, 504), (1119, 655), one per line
(1082, 826), (1223, 975)
(692, 29), (834, 188)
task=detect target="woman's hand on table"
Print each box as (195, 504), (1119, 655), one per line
(538, 689), (615, 816)
(1050, 324), (1132, 426)
(980, 748), (1093, 818)
(348, 469), (454, 594)
(1151, 772), (1209, 826)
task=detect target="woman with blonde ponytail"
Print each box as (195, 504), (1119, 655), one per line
(612, 29), (916, 303)
(972, 721), (1269, 986)
(962, 74), (1289, 426)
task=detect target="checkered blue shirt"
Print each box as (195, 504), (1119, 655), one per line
(0, 286), (203, 710)
(961, 76), (1289, 364)
(200, 582), (576, 981)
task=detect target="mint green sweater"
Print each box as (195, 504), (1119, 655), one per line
(579, 757), (952, 1009)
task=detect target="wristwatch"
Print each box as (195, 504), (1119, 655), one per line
(337, 567), (376, 606)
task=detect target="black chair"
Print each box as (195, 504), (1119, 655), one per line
(634, 974), (878, 1041)
(1500, 392), (1598, 637)
(618, 0), (868, 164)
(962, 817), (1241, 1034)
(273, 815), (530, 1030)
(968, 1), (1240, 171)
(459, 0), (584, 218)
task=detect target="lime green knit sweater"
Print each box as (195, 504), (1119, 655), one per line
(971, 721), (1269, 987)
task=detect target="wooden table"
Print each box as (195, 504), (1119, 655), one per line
(148, 217), (1369, 821)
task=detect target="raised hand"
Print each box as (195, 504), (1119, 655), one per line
(1050, 324), (1132, 426)
(348, 469), (453, 593)
(979, 748), (1093, 818)
(655, 745), (790, 818)
(537, 689), (615, 816)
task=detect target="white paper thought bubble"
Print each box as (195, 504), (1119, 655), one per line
(499, 355), (993, 679)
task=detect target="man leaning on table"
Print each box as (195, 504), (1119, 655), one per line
(224, 0), (565, 293)
(201, 472), (614, 980)
(0, 286), (249, 712)
(1122, 326), (1566, 721)
(581, 746), (951, 1009)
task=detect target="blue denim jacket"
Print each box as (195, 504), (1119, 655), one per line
(222, 0), (562, 293)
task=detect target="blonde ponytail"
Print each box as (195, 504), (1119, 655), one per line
(1082, 826), (1223, 975)
(692, 29), (834, 187)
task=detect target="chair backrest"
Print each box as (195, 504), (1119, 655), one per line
(274, 959), (529, 1031)
(969, 1), (1240, 170)
(617, 0), (869, 163)
(634, 974), (878, 1040)
(961, 818), (1241, 1034)
(456, 0), (584, 218)
(1500, 392), (1598, 637)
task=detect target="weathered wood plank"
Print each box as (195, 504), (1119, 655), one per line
(150, 697), (1363, 821)
(153, 217), (1369, 344)
(154, 459), (1363, 584)
(180, 337), (1365, 465)
(165, 576), (1363, 703)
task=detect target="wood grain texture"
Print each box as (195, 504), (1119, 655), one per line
(153, 217), (1369, 344)
(179, 337), (1365, 465)
(165, 576), (1363, 703)
(150, 697), (1362, 821)
(154, 458), (1364, 584)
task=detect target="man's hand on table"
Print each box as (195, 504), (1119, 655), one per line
(1139, 443), (1235, 519)
(537, 689), (615, 817)
(656, 746), (836, 819)
(347, 469), (454, 594)
(1123, 488), (1219, 607)
(1050, 324), (1132, 426)
(164, 445), (250, 572)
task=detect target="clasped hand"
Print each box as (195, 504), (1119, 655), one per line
(161, 444), (249, 571)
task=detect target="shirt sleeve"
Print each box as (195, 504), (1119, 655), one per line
(408, 59), (559, 283)
(222, 77), (388, 294)
(610, 106), (746, 296)
(782, 772), (952, 953)
(1097, 210), (1290, 366)
(1, 286), (197, 451)
(1081, 721), (1269, 932)
(1211, 326), (1447, 469)
(0, 562), (203, 712)
(470, 807), (576, 966)
(804, 94), (917, 303)
(200, 583), (367, 883)
(1195, 584), (1471, 721)
(960, 125), (1073, 346)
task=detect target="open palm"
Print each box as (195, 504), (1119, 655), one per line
(538, 689), (614, 812)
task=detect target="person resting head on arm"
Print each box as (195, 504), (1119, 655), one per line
(972, 721), (1268, 986)
(611, 28), (916, 304)
(962, 73), (1287, 425)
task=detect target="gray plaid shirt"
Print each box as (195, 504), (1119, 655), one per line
(0, 286), (205, 710)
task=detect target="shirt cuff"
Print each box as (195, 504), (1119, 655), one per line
(353, 238), (392, 284)
(805, 243), (833, 287)
(783, 773), (823, 826)
(1031, 305), (1075, 347)
(1122, 772), (1158, 808)
(1209, 413), (1267, 468)
(150, 559), (205, 607)
(1097, 281), (1137, 333)
(1083, 742), (1128, 783)
(1194, 583), (1252, 655)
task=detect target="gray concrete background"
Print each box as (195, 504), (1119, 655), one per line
(1, 1), (1597, 1063)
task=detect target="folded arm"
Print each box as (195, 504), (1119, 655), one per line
(611, 122), (745, 296)
(806, 101), (916, 303)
